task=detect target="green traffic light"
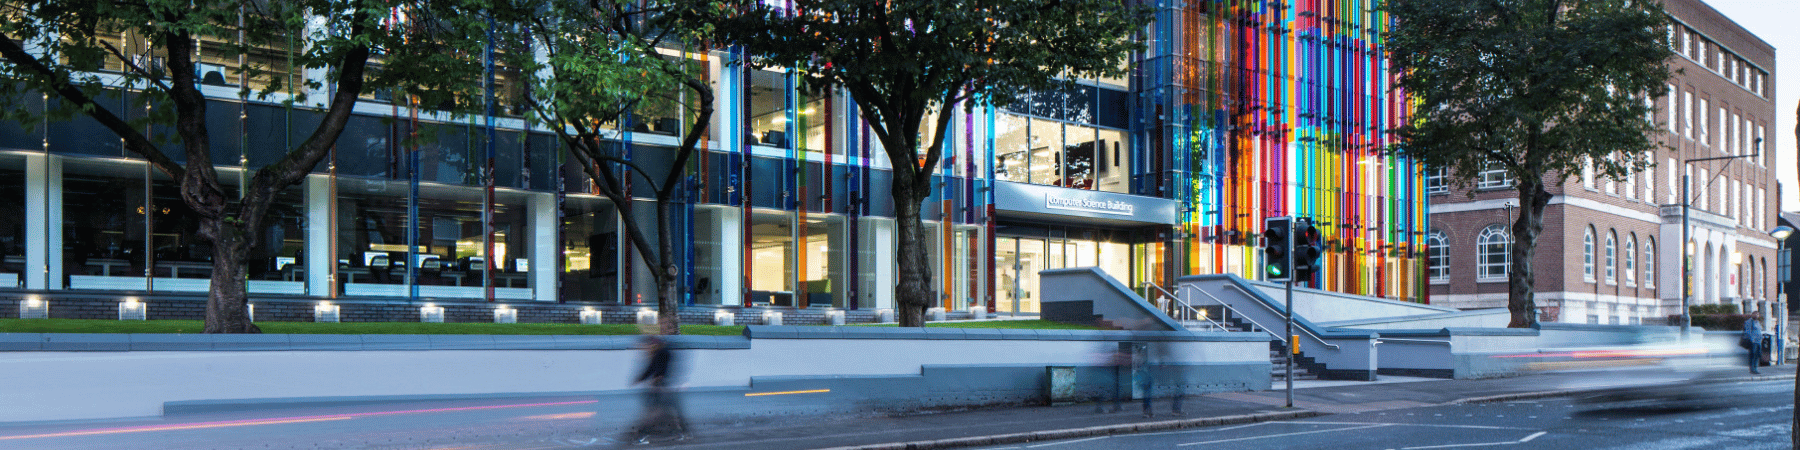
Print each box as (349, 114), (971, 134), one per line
(1266, 264), (1284, 276)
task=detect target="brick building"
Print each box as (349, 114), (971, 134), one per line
(1426, 0), (1781, 325)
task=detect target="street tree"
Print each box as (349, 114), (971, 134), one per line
(708, 0), (1144, 326)
(509, 0), (717, 335)
(1382, 0), (1670, 327)
(0, 0), (495, 332)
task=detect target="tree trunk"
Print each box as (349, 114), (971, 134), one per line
(655, 200), (681, 335)
(892, 173), (932, 327)
(1507, 180), (1553, 328)
(203, 218), (260, 334)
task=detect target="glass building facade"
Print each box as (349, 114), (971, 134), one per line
(0, 0), (1425, 316)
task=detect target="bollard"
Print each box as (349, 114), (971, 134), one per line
(713, 310), (735, 326)
(118, 299), (147, 321)
(927, 307), (947, 322)
(420, 304), (445, 323)
(314, 302), (340, 323)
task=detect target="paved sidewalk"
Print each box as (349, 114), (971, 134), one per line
(646, 364), (1795, 450)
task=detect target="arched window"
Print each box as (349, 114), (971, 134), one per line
(1427, 230), (1449, 282)
(1644, 238), (1656, 288)
(1583, 226), (1596, 282)
(1478, 225), (1511, 280)
(1624, 234), (1637, 285)
(1604, 231), (1617, 284)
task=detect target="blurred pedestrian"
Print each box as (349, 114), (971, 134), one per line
(630, 335), (688, 444)
(1141, 338), (1184, 417)
(1743, 314), (1764, 374)
(1093, 341), (1129, 413)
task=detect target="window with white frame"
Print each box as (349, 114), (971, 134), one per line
(1604, 231), (1617, 284)
(1643, 154), (1654, 203)
(1425, 166), (1448, 194)
(1667, 158), (1677, 204)
(1625, 235), (1637, 285)
(1583, 226), (1596, 282)
(1644, 238), (1656, 288)
(1582, 159), (1596, 190)
(1428, 230), (1448, 282)
(1666, 85), (1677, 134)
(1698, 98), (1708, 143)
(1477, 162), (1511, 189)
(1683, 92), (1693, 139)
(1478, 225), (1511, 281)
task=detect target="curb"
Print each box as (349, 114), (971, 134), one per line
(1449, 373), (1796, 405)
(815, 409), (1322, 450)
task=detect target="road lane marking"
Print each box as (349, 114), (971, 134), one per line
(1136, 423), (1271, 436)
(1397, 431), (1549, 449)
(0, 416), (352, 440)
(0, 399), (598, 442)
(1025, 436), (1108, 447)
(1175, 424), (1392, 446)
(745, 389), (832, 397)
(1274, 420), (1529, 430)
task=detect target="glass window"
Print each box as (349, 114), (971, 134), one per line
(995, 114), (1030, 183)
(1604, 231), (1617, 284)
(1477, 162), (1511, 189)
(747, 69), (790, 147)
(0, 155), (22, 287)
(1096, 128), (1128, 193)
(1477, 225), (1510, 280)
(62, 159), (153, 289)
(1625, 235), (1637, 285)
(1644, 238), (1656, 288)
(1427, 230), (1448, 282)
(1583, 226), (1595, 281)
(798, 86), (834, 154)
(1425, 167), (1447, 193)
(749, 211), (796, 305)
(797, 215), (847, 308)
(1063, 124), (1097, 189)
(561, 196), (619, 304)
(1028, 118), (1063, 187)
(335, 179), (531, 298)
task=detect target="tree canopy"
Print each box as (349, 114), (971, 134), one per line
(708, 0), (1145, 326)
(1382, 0), (1671, 326)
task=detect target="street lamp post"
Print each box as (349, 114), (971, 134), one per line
(1679, 152), (1759, 339)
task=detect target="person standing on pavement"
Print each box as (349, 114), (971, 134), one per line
(1743, 315), (1764, 374)
(1141, 338), (1184, 418)
(630, 335), (689, 444)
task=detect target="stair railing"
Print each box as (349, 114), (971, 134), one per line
(1214, 283), (1340, 351)
(1177, 283), (1286, 345)
(1144, 281), (1229, 332)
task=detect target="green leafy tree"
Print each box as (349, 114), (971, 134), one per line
(507, 0), (717, 335)
(0, 0), (494, 332)
(1382, 0), (1670, 327)
(709, 0), (1144, 326)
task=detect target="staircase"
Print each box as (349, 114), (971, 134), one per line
(1148, 283), (1318, 382)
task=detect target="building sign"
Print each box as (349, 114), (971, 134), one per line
(1045, 195), (1135, 216)
(992, 181), (1177, 225)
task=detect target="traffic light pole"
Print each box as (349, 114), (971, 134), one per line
(1284, 275), (1294, 408)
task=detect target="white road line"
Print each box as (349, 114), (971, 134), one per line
(1397, 431), (1549, 449)
(1175, 424), (1392, 446)
(1135, 423), (1272, 437)
(1273, 421), (1529, 430)
(1026, 436), (1108, 448)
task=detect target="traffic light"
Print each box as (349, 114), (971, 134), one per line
(1293, 218), (1323, 282)
(1263, 216), (1292, 282)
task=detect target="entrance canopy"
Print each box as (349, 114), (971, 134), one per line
(991, 181), (1180, 227)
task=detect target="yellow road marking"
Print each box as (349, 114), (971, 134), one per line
(744, 389), (831, 397)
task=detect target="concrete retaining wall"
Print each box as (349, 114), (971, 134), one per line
(1321, 309), (1511, 330)
(1241, 279), (1455, 323)
(0, 326), (1270, 423)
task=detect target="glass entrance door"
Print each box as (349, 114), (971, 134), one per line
(996, 234), (1144, 315)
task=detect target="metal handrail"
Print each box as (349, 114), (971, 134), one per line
(1376, 338), (1453, 346)
(1144, 282), (1230, 331)
(1213, 283), (1341, 351)
(1181, 284), (1285, 344)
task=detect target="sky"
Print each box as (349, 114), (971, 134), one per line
(1702, 0), (1797, 211)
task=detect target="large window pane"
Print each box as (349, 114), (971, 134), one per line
(747, 69), (789, 147)
(995, 114), (1030, 183)
(1028, 118), (1062, 186)
(0, 155), (24, 287)
(749, 211), (795, 306)
(561, 196), (620, 304)
(62, 159), (149, 289)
